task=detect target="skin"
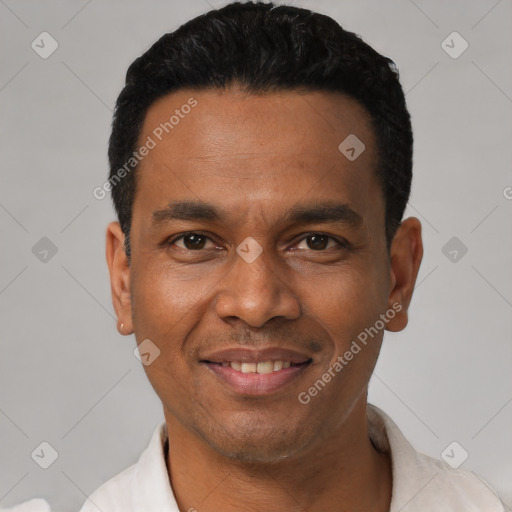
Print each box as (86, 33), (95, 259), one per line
(106, 86), (423, 512)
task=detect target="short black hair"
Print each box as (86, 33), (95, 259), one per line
(108, 1), (413, 261)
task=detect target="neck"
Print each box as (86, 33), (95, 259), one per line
(164, 399), (392, 512)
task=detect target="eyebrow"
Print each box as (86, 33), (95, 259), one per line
(151, 200), (363, 230)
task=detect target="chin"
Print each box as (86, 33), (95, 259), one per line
(214, 438), (301, 464)
(199, 416), (314, 464)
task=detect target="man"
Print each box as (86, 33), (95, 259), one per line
(81, 1), (506, 511)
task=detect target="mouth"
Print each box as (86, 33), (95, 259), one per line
(200, 348), (313, 395)
(206, 359), (311, 373)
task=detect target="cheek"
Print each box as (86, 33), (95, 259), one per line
(130, 261), (216, 336)
(129, 264), (213, 414)
(301, 259), (387, 334)
(306, 264), (389, 397)
(300, 271), (387, 401)
(129, 260), (231, 379)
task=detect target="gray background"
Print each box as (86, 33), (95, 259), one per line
(1, 0), (511, 510)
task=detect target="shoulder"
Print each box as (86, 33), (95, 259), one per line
(0, 499), (51, 512)
(79, 463), (137, 512)
(367, 404), (507, 512)
(78, 421), (175, 512)
(410, 450), (507, 511)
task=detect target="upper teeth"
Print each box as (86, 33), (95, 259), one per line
(221, 361), (292, 373)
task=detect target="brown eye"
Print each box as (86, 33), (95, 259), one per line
(182, 234), (206, 250)
(306, 234), (329, 250)
(170, 233), (216, 250)
(296, 233), (345, 251)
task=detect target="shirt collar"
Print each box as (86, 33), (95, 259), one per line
(367, 403), (437, 511)
(131, 420), (180, 511)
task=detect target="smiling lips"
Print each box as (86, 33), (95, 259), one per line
(201, 347), (313, 395)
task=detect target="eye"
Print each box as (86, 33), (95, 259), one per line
(294, 233), (347, 251)
(168, 232), (218, 251)
(165, 231), (348, 253)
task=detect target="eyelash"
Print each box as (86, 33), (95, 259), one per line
(165, 231), (348, 252)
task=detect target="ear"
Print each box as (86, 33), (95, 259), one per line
(385, 217), (423, 332)
(106, 222), (133, 335)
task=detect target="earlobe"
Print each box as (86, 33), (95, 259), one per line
(385, 217), (423, 333)
(106, 222), (134, 335)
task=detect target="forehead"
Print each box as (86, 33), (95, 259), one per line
(133, 87), (382, 229)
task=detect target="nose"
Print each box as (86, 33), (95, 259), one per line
(213, 243), (301, 328)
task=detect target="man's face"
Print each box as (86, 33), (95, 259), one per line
(114, 88), (402, 462)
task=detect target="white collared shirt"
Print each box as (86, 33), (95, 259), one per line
(0, 500), (51, 512)
(70, 404), (505, 511)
